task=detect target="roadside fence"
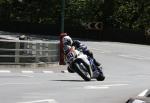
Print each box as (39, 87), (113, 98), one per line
(0, 39), (59, 65)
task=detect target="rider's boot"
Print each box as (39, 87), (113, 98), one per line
(67, 66), (75, 73)
(93, 64), (103, 78)
(93, 70), (100, 78)
(92, 59), (103, 78)
(93, 58), (101, 66)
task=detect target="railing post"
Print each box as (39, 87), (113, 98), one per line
(15, 41), (20, 63)
(28, 42), (32, 55)
(48, 43), (52, 62)
(36, 43), (40, 63)
(42, 43), (45, 56)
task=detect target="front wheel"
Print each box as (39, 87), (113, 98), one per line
(74, 62), (91, 81)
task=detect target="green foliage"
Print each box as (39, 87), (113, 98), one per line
(0, 0), (5, 4)
(0, 0), (149, 30)
(111, 0), (150, 30)
(0, 0), (61, 24)
(65, 0), (103, 24)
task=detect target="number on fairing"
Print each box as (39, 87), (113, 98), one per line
(67, 52), (74, 61)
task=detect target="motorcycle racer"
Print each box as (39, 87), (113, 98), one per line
(63, 34), (101, 73)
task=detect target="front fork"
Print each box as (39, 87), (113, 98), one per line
(88, 58), (103, 78)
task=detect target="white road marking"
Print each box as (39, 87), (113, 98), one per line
(43, 71), (54, 73)
(61, 70), (68, 73)
(0, 83), (26, 86)
(0, 70), (55, 74)
(119, 54), (150, 60)
(104, 81), (131, 83)
(138, 89), (149, 97)
(84, 84), (128, 89)
(84, 86), (109, 89)
(0, 70), (11, 73)
(18, 99), (57, 103)
(133, 99), (145, 103)
(22, 71), (34, 74)
(20, 75), (34, 77)
(102, 84), (129, 87)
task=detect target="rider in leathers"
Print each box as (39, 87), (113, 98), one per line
(63, 35), (101, 73)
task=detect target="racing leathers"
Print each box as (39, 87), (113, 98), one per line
(65, 40), (101, 73)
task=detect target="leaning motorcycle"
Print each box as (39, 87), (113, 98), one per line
(65, 47), (105, 81)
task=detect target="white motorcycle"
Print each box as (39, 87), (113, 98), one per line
(66, 47), (105, 81)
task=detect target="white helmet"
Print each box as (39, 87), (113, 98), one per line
(63, 36), (73, 46)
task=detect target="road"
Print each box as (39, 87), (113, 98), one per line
(0, 41), (150, 103)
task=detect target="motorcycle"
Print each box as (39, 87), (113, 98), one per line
(65, 47), (105, 81)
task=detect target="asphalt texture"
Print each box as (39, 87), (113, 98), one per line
(0, 42), (150, 103)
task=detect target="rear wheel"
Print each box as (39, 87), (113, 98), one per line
(96, 67), (105, 81)
(96, 75), (105, 81)
(74, 62), (91, 81)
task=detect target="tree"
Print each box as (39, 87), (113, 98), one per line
(111, 0), (150, 30)
(0, 0), (149, 31)
(65, 0), (104, 25)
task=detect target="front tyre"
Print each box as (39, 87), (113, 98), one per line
(74, 62), (91, 81)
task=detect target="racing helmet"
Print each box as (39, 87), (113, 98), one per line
(63, 45), (71, 54)
(63, 36), (73, 46)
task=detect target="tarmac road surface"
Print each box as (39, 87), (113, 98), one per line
(0, 42), (150, 103)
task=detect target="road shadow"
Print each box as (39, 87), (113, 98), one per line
(51, 80), (96, 82)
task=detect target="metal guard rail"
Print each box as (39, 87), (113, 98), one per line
(0, 39), (60, 64)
